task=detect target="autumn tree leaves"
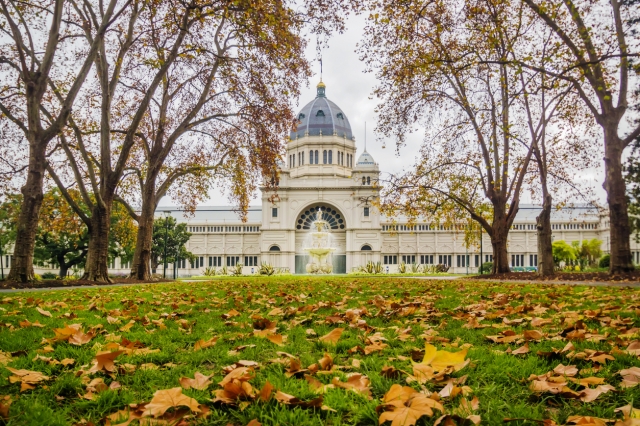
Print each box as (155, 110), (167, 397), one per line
(0, 0), (351, 283)
(362, 0), (639, 275)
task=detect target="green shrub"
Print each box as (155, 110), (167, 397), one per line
(203, 267), (217, 276)
(42, 272), (57, 280)
(598, 254), (610, 268)
(435, 263), (450, 273)
(259, 262), (275, 276)
(480, 262), (493, 274)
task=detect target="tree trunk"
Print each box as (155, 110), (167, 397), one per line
(488, 203), (511, 274)
(130, 176), (157, 280)
(59, 265), (69, 279)
(603, 128), (634, 274)
(490, 234), (510, 274)
(57, 252), (68, 278)
(7, 142), (46, 283)
(536, 193), (554, 276)
(82, 199), (113, 282)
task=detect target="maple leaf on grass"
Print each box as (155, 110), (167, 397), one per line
(266, 334), (286, 346)
(219, 367), (254, 386)
(319, 328), (344, 344)
(142, 387), (201, 417)
(275, 390), (326, 409)
(193, 337), (218, 351)
(179, 372), (212, 390)
(416, 343), (469, 373)
(6, 367), (49, 391)
(378, 384), (444, 426)
(331, 374), (372, 399)
(88, 350), (124, 374)
(36, 307), (52, 317)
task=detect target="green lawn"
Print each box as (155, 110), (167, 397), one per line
(1, 276), (640, 425)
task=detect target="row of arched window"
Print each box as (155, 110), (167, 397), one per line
(289, 150), (353, 167)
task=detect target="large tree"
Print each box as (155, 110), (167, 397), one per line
(47, 0), (350, 282)
(520, 0), (640, 273)
(625, 136), (640, 243)
(1, 188), (137, 278)
(361, 0), (586, 273)
(0, 0), (128, 282)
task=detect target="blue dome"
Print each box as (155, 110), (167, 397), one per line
(290, 83), (353, 140)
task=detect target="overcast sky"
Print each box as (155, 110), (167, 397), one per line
(159, 14), (608, 209)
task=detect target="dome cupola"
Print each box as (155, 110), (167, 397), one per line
(356, 150), (375, 166)
(290, 81), (353, 140)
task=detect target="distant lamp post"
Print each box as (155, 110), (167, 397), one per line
(0, 241), (4, 281)
(163, 211), (171, 278)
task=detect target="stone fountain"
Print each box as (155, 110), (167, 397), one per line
(303, 218), (336, 274)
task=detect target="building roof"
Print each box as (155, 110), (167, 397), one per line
(356, 150), (376, 166)
(156, 204), (601, 224)
(380, 204), (602, 223)
(290, 82), (353, 140)
(156, 206), (262, 223)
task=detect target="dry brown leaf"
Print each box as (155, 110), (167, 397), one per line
(179, 372), (212, 390)
(36, 307), (52, 317)
(523, 330), (544, 341)
(364, 341), (389, 355)
(331, 374), (372, 399)
(274, 390), (324, 408)
(88, 350), (123, 374)
(319, 328), (344, 344)
(378, 384), (444, 426)
(565, 415), (610, 425)
(219, 367), (254, 386)
(142, 387), (201, 417)
(553, 364), (579, 377)
(193, 337), (218, 351)
(119, 320), (135, 332)
(258, 381), (274, 402)
(267, 334), (286, 346)
(511, 343), (530, 355)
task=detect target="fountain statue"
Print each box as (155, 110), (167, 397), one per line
(303, 217), (336, 274)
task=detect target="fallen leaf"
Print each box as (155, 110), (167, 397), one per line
(142, 387), (201, 417)
(194, 337), (218, 351)
(331, 374), (372, 399)
(179, 372), (212, 390)
(36, 307), (52, 317)
(378, 384), (444, 426)
(88, 350), (123, 374)
(319, 328), (344, 344)
(267, 334), (286, 346)
(419, 343), (469, 373)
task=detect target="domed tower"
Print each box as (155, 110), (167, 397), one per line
(286, 81), (357, 179)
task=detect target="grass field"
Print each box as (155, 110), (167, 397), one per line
(1, 276), (640, 425)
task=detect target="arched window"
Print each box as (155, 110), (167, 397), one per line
(298, 113), (305, 120)
(269, 245), (281, 252)
(309, 150), (314, 164)
(316, 110), (325, 117)
(367, 176), (371, 185)
(323, 150), (327, 164)
(328, 150), (333, 164)
(361, 244), (372, 251)
(362, 177), (366, 185)
(315, 150), (319, 164)
(296, 205), (345, 230)
(337, 112), (344, 119)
